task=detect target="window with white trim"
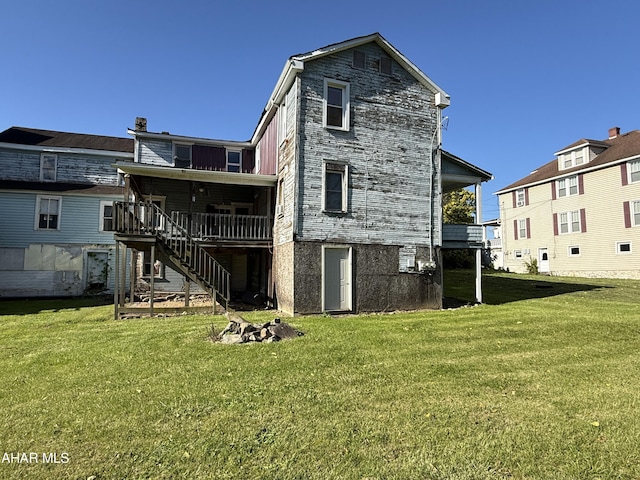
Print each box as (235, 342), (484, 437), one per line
(568, 245), (581, 256)
(633, 200), (640, 226)
(323, 161), (348, 213)
(557, 175), (578, 197)
(560, 147), (586, 170)
(36, 195), (61, 230)
(278, 101), (287, 145)
(514, 250), (523, 259)
(617, 241), (632, 254)
(516, 188), (525, 207)
(173, 144), (192, 168)
(559, 210), (581, 234)
(518, 219), (527, 239)
(142, 252), (165, 279)
(226, 150), (241, 173)
(40, 154), (57, 182)
(629, 159), (640, 183)
(323, 79), (350, 131)
(99, 201), (115, 232)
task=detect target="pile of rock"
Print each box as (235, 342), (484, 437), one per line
(217, 313), (303, 344)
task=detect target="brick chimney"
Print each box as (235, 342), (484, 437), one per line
(135, 117), (147, 132)
(608, 126), (620, 139)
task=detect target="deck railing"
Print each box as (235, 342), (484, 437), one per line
(173, 212), (272, 241)
(114, 201), (230, 307)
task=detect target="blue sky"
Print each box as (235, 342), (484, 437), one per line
(2, 0), (638, 221)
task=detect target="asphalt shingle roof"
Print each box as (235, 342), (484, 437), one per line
(0, 126), (133, 153)
(496, 130), (640, 193)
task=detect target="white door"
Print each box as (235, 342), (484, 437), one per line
(323, 247), (352, 312)
(538, 248), (550, 273)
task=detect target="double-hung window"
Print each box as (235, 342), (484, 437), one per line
(100, 201), (114, 232)
(323, 161), (348, 213)
(226, 150), (241, 173)
(557, 175), (578, 197)
(559, 210), (581, 234)
(40, 154), (57, 181)
(36, 195), (61, 230)
(629, 159), (640, 183)
(324, 79), (350, 131)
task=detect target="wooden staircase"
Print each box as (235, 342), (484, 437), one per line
(114, 201), (230, 310)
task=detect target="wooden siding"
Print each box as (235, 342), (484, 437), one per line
(256, 115), (278, 175)
(139, 139), (173, 166)
(295, 42), (439, 247)
(500, 162), (640, 277)
(192, 145), (225, 170)
(0, 147), (123, 185)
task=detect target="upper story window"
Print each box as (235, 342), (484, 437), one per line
(173, 144), (192, 168)
(516, 188), (525, 207)
(278, 101), (288, 146)
(558, 210), (582, 234)
(557, 175), (579, 197)
(40, 154), (57, 182)
(36, 195), (61, 230)
(513, 218), (530, 240)
(100, 201), (114, 232)
(353, 50), (366, 69)
(560, 147), (586, 170)
(226, 150), (241, 173)
(323, 79), (350, 131)
(323, 161), (348, 213)
(629, 159), (640, 183)
(379, 56), (392, 75)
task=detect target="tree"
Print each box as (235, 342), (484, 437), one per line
(442, 189), (476, 269)
(443, 188), (475, 224)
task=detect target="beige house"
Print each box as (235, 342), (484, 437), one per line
(494, 127), (640, 278)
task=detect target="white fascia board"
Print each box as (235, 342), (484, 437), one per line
(114, 162), (277, 187)
(251, 59), (304, 144)
(554, 141), (590, 156)
(0, 142), (133, 159)
(127, 130), (251, 149)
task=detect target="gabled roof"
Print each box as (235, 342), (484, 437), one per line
(0, 126), (133, 153)
(495, 130), (640, 194)
(252, 33), (449, 144)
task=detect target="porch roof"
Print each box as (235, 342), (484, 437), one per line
(113, 161), (277, 187)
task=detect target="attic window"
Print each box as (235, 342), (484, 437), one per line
(173, 144), (192, 168)
(40, 154), (57, 182)
(560, 147), (586, 170)
(379, 57), (392, 75)
(353, 50), (366, 69)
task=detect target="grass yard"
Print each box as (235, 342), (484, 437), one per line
(0, 271), (639, 479)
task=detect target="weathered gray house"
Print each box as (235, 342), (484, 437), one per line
(113, 33), (491, 316)
(0, 127), (133, 297)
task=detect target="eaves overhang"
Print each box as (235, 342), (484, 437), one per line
(113, 162), (277, 187)
(0, 141), (133, 159)
(127, 130), (251, 148)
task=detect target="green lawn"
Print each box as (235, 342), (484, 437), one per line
(0, 271), (639, 479)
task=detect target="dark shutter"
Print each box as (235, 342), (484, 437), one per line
(524, 188), (529, 206)
(580, 208), (587, 233)
(553, 213), (559, 236)
(578, 174), (584, 195)
(621, 163), (629, 186)
(551, 182), (557, 200)
(623, 201), (632, 228)
(526, 218), (531, 238)
(512, 191), (517, 208)
(513, 219), (518, 240)
(242, 149), (255, 173)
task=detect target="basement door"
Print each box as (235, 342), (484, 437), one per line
(538, 248), (550, 273)
(323, 247), (352, 312)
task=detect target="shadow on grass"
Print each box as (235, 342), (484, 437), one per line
(0, 295), (113, 316)
(444, 270), (611, 306)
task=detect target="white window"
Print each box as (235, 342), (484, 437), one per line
(353, 50), (366, 69)
(323, 79), (350, 131)
(560, 147), (586, 170)
(379, 56), (392, 75)
(559, 210), (581, 234)
(323, 161), (348, 213)
(40, 154), (57, 182)
(633, 200), (640, 226)
(629, 159), (640, 183)
(617, 241), (632, 254)
(516, 188), (525, 206)
(557, 175), (578, 197)
(36, 195), (61, 230)
(276, 177), (285, 217)
(255, 143), (261, 174)
(226, 150), (241, 173)
(514, 250), (523, 259)
(100, 201), (114, 232)
(173, 144), (191, 168)
(518, 219), (527, 239)
(278, 101), (287, 145)
(568, 246), (581, 256)
(142, 252), (165, 279)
